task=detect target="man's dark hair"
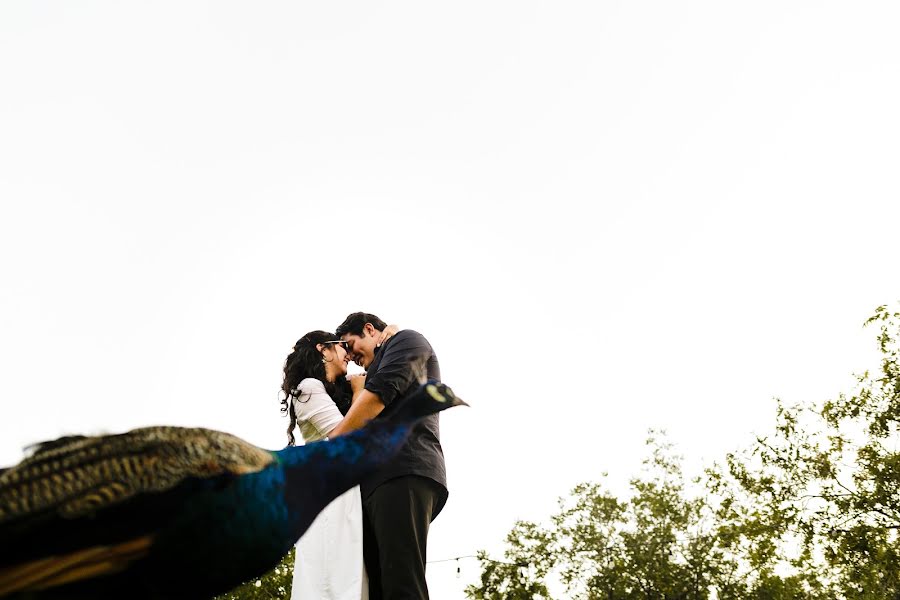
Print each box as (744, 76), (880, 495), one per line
(336, 312), (388, 337)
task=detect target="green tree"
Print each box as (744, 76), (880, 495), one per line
(466, 521), (555, 600)
(214, 548), (294, 600)
(470, 303), (900, 599)
(468, 433), (734, 599)
(713, 303), (900, 598)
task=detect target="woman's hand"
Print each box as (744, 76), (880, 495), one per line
(348, 373), (367, 395)
(378, 324), (400, 346)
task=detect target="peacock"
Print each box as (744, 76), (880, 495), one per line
(0, 380), (466, 599)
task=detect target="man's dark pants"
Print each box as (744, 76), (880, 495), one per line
(362, 475), (445, 599)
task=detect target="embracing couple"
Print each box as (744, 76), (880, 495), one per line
(280, 312), (449, 600)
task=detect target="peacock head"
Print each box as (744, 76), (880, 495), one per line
(394, 380), (469, 422)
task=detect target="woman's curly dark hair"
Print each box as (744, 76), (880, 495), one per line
(280, 330), (351, 446)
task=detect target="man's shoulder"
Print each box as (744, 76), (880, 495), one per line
(372, 330), (434, 372)
(386, 329), (432, 351)
(392, 329), (427, 342)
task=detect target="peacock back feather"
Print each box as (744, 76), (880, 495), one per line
(0, 381), (466, 599)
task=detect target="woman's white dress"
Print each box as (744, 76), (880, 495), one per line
(291, 378), (368, 600)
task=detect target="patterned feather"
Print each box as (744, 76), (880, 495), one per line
(0, 380), (466, 599)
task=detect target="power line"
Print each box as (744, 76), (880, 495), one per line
(428, 554), (527, 567)
(428, 554), (479, 564)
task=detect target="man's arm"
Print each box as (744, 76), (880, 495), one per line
(365, 331), (433, 407)
(330, 330), (432, 436)
(328, 389), (384, 437)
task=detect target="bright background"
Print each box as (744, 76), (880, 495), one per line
(1, 1), (899, 597)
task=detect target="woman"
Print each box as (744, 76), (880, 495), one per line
(281, 330), (368, 600)
(280, 326), (397, 599)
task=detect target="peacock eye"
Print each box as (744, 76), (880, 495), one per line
(426, 384), (447, 403)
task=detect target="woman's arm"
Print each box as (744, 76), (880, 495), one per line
(378, 324), (400, 346)
(293, 379), (344, 439)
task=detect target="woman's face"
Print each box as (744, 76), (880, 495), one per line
(323, 342), (349, 380)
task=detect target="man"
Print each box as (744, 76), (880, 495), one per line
(330, 312), (447, 600)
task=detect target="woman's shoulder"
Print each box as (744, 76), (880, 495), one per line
(297, 377), (327, 394)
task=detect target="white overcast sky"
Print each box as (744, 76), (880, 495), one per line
(1, 1), (899, 597)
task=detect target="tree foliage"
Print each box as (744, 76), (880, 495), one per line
(214, 548), (293, 600)
(468, 304), (900, 599)
(468, 433), (732, 599)
(715, 304), (900, 597)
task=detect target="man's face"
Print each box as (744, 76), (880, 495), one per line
(341, 324), (379, 369)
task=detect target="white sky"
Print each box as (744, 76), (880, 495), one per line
(1, 1), (899, 597)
